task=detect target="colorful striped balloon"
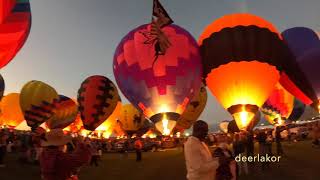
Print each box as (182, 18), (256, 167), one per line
(46, 95), (78, 129)
(0, 0), (32, 68)
(113, 24), (202, 133)
(77, 75), (120, 131)
(20, 80), (58, 130)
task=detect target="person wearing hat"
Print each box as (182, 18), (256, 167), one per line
(184, 120), (219, 180)
(39, 129), (91, 180)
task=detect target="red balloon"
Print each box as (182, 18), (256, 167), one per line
(77, 75), (120, 131)
(0, 0), (32, 68)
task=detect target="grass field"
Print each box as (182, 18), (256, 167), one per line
(0, 140), (319, 180)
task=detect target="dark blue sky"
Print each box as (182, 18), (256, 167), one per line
(2, 0), (320, 126)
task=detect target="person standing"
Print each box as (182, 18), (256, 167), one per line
(246, 130), (254, 157)
(213, 147), (237, 180)
(134, 137), (143, 162)
(0, 132), (8, 167)
(312, 123), (320, 148)
(266, 131), (273, 156)
(257, 130), (267, 170)
(275, 126), (284, 155)
(89, 142), (99, 167)
(39, 129), (91, 180)
(233, 133), (248, 175)
(184, 120), (219, 180)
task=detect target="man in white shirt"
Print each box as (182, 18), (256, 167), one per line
(184, 120), (219, 180)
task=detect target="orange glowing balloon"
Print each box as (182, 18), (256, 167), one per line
(0, 93), (24, 127)
(95, 102), (122, 132)
(200, 13), (289, 130)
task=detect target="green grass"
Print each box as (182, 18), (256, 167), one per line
(0, 141), (319, 180)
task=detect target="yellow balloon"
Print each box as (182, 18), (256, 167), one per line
(0, 93), (24, 127)
(176, 84), (207, 129)
(117, 104), (146, 132)
(96, 101), (122, 133)
(20, 80), (59, 129)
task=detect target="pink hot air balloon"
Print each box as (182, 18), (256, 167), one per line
(113, 24), (202, 135)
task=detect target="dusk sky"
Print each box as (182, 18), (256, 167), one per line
(1, 0), (320, 126)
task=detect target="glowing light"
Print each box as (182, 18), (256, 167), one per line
(185, 132), (190, 136)
(80, 129), (90, 137)
(240, 111), (249, 126)
(176, 132), (181, 138)
(159, 104), (169, 113)
(155, 113), (177, 135)
(97, 131), (102, 138)
(233, 106), (254, 130)
(162, 114), (170, 135)
(102, 130), (112, 139)
(149, 134), (156, 138)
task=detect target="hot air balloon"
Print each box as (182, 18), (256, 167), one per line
(199, 13), (290, 130)
(288, 98), (305, 121)
(175, 84), (207, 130)
(0, 93), (24, 127)
(113, 24), (202, 135)
(219, 120), (229, 133)
(46, 95), (78, 129)
(77, 75), (120, 131)
(95, 101), (122, 138)
(0, 0), (32, 68)
(117, 104), (149, 137)
(0, 74), (4, 100)
(227, 111), (261, 133)
(227, 120), (240, 134)
(63, 113), (83, 133)
(20, 81), (58, 130)
(261, 83), (294, 125)
(261, 107), (281, 125)
(281, 27), (320, 110)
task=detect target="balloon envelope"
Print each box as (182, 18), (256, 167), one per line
(77, 75), (120, 131)
(113, 24), (202, 126)
(0, 0), (32, 68)
(0, 74), (4, 100)
(20, 81), (58, 130)
(262, 83), (294, 119)
(281, 27), (320, 108)
(95, 101), (122, 136)
(219, 121), (229, 133)
(199, 13), (288, 130)
(117, 104), (147, 136)
(288, 98), (305, 121)
(0, 93), (24, 127)
(46, 95), (78, 129)
(176, 84), (207, 130)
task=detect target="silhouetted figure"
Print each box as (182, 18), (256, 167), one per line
(275, 126), (284, 156)
(134, 138), (143, 162)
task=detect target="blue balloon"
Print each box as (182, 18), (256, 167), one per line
(282, 27), (320, 58)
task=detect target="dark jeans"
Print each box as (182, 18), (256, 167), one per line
(0, 146), (6, 165)
(90, 155), (99, 167)
(136, 150), (142, 162)
(276, 141), (284, 155)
